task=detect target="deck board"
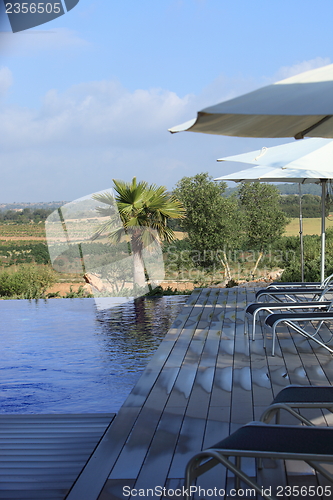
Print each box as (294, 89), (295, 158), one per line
(62, 286), (333, 500)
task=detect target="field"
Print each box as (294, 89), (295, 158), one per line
(284, 216), (333, 236)
(0, 217), (330, 296)
(0, 222), (89, 296)
(0, 223), (192, 296)
(3, 218), (331, 241)
(0, 222), (46, 240)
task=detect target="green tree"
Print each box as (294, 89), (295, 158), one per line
(239, 182), (289, 276)
(279, 193), (326, 218)
(92, 177), (185, 287)
(174, 173), (243, 279)
(0, 264), (56, 299)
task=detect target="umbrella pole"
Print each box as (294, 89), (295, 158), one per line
(321, 180), (327, 284)
(299, 184), (304, 282)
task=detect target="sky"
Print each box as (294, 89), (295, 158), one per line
(0, 0), (333, 202)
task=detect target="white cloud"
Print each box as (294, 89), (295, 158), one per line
(266, 57), (331, 84)
(0, 77), (202, 200)
(1, 61), (327, 202)
(0, 80), (193, 151)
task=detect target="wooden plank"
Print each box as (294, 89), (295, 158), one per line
(75, 286), (333, 500)
(164, 290), (202, 342)
(65, 407), (141, 500)
(69, 290), (209, 499)
(110, 302), (212, 479)
(123, 291), (202, 409)
(97, 479), (136, 500)
(208, 289), (233, 410)
(121, 340), (178, 408)
(170, 290), (234, 489)
(131, 292), (227, 494)
(229, 289), (254, 425)
(109, 406), (167, 480)
(105, 293), (214, 492)
(129, 408), (184, 493)
(247, 286), (275, 420)
(166, 293), (222, 480)
(192, 406), (230, 495)
(167, 415), (206, 479)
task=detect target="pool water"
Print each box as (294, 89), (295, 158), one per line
(0, 296), (188, 414)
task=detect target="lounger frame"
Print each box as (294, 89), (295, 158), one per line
(264, 312), (333, 356)
(255, 285), (331, 303)
(266, 272), (333, 290)
(184, 423), (333, 500)
(260, 385), (333, 425)
(245, 300), (331, 340)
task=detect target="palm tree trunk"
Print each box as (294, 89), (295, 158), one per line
(133, 250), (146, 288)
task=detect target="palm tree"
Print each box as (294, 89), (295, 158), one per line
(92, 177), (185, 288)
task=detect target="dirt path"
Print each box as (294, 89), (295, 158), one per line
(46, 282), (92, 296)
(0, 237), (46, 241)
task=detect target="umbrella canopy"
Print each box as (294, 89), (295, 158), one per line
(217, 137), (333, 173)
(215, 163), (333, 184)
(169, 64), (333, 139)
(215, 138), (333, 282)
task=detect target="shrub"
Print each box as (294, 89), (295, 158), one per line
(0, 265), (57, 299)
(64, 286), (93, 298)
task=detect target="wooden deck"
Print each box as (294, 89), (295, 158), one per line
(62, 286), (333, 500)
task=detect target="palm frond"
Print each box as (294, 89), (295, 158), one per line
(91, 177), (185, 245)
(92, 191), (116, 207)
(90, 219), (114, 241)
(113, 178), (148, 206)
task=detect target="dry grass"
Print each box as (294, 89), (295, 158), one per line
(173, 231), (187, 240)
(284, 216), (333, 236)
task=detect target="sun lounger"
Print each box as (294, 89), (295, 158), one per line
(184, 423), (333, 500)
(255, 284), (333, 303)
(260, 385), (333, 426)
(264, 311), (333, 356)
(255, 274), (333, 303)
(268, 281), (324, 288)
(266, 272), (333, 290)
(245, 299), (332, 340)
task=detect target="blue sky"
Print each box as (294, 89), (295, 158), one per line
(0, 0), (333, 202)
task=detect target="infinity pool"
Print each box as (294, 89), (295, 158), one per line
(0, 296), (188, 414)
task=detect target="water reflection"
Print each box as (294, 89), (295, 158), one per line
(0, 296), (187, 413)
(96, 296), (188, 373)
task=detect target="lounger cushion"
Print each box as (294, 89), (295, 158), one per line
(256, 287), (322, 299)
(246, 301), (330, 315)
(270, 282), (320, 286)
(265, 311), (333, 328)
(209, 424), (333, 456)
(273, 385), (333, 404)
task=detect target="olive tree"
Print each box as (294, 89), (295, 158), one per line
(239, 182), (289, 276)
(174, 173), (243, 279)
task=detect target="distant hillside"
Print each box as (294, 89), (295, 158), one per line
(0, 201), (67, 212)
(223, 183), (322, 197)
(277, 183), (322, 195)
